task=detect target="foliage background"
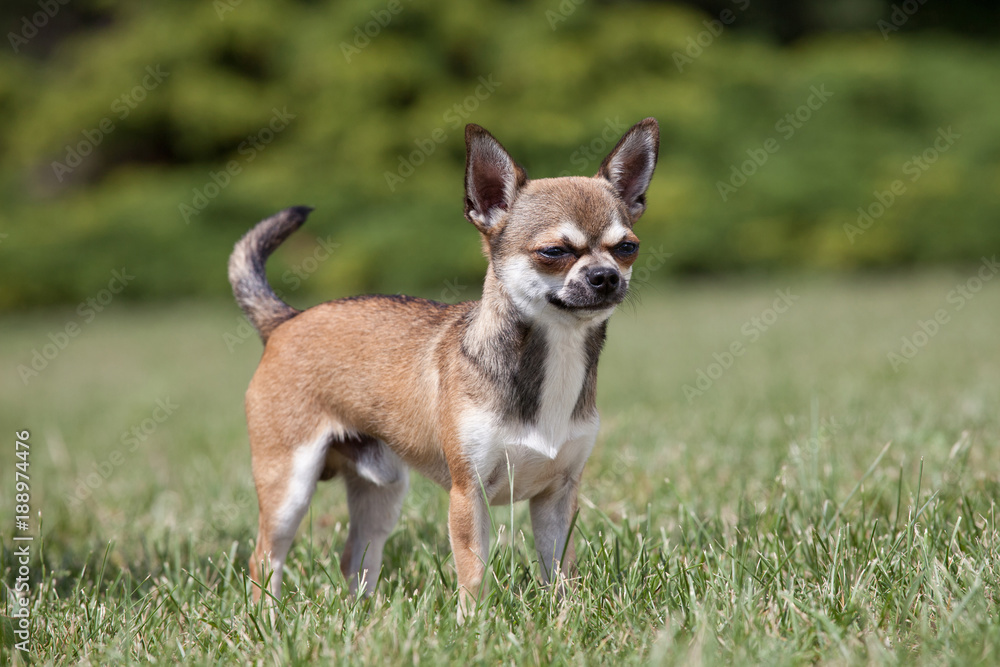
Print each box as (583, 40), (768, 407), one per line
(1, 0), (998, 310)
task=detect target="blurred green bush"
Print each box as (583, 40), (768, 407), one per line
(1, 0), (998, 309)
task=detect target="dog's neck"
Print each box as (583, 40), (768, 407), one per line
(461, 266), (607, 425)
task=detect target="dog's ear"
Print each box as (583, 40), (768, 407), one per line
(596, 118), (659, 224)
(464, 124), (527, 234)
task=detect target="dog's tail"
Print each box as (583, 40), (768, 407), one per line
(228, 206), (313, 342)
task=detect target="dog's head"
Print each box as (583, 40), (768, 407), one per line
(464, 118), (659, 323)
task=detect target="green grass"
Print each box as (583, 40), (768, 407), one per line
(2, 273), (999, 664)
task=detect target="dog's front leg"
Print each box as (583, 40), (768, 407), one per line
(448, 484), (491, 624)
(529, 475), (581, 586)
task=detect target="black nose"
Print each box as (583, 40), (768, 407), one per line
(586, 266), (620, 293)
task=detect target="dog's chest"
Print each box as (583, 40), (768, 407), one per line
(533, 324), (590, 447)
(476, 423), (598, 505)
(461, 322), (599, 504)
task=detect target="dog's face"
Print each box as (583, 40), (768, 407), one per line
(464, 119), (659, 323)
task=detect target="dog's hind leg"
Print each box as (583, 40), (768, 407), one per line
(339, 440), (409, 596)
(248, 425), (330, 602)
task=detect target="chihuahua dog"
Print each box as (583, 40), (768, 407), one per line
(229, 118), (658, 621)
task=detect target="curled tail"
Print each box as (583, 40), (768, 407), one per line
(228, 206), (313, 342)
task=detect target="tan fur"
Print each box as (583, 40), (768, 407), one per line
(234, 119), (659, 620)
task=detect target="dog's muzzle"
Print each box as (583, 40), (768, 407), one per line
(548, 268), (626, 311)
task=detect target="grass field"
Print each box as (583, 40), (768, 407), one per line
(2, 273), (999, 665)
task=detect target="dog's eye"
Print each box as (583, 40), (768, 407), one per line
(614, 242), (638, 256)
(538, 247), (569, 259)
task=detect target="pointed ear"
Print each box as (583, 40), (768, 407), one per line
(464, 124), (527, 233)
(596, 118), (659, 223)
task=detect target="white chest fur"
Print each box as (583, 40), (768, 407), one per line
(459, 319), (601, 504)
(531, 321), (591, 456)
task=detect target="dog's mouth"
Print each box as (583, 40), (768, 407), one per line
(547, 293), (622, 312)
